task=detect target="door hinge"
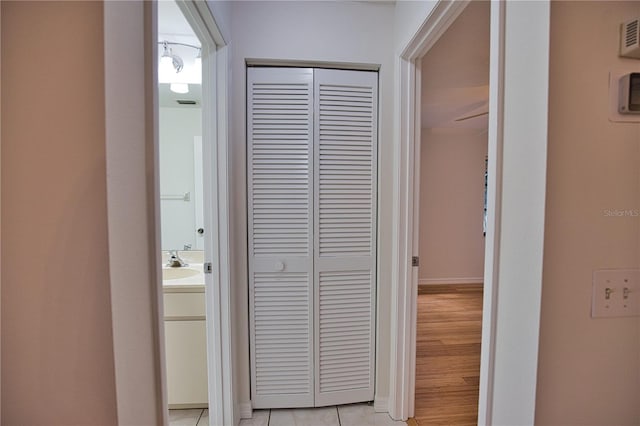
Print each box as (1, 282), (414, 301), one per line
(412, 256), (419, 267)
(204, 262), (213, 274)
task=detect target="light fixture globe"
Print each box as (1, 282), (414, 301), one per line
(170, 83), (189, 94)
(159, 55), (174, 75)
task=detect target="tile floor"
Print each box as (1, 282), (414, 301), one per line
(170, 403), (406, 426)
(169, 408), (208, 426)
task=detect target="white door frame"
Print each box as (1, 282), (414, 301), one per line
(389, 1), (550, 424)
(173, 2), (234, 425)
(105, 2), (167, 423)
(388, 2), (469, 420)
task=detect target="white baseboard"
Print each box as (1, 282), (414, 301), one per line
(373, 396), (388, 413)
(419, 277), (483, 285)
(239, 401), (252, 419)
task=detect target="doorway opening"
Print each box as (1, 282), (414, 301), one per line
(413, 2), (489, 424)
(155, 1), (233, 425)
(157, 1), (208, 423)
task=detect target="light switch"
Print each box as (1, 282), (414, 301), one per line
(592, 269), (640, 318)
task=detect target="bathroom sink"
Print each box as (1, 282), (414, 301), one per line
(163, 267), (200, 281)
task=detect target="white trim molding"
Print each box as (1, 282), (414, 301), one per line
(480, 2), (549, 424)
(176, 2), (235, 425)
(419, 277), (484, 285)
(374, 397), (388, 413)
(477, 2), (505, 423)
(246, 58), (380, 71)
(239, 401), (253, 419)
(388, 1), (470, 421)
(104, 2), (165, 424)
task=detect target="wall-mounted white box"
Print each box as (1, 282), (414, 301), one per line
(609, 70), (640, 123)
(592, 269), (640, 318)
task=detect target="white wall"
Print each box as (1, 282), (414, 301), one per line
(229, 0), (395, 411)
(419, 128), (486, 284)
(536, 2), (640, 424)
(394, 1), (437, 54)
(206, 0), (231, 44)
(159, 107), (202, 251)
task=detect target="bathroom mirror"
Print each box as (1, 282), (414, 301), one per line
(158, 0), (203, 251)
(159, 84), (203, 251)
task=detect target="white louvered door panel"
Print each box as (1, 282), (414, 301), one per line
(248, 68), (314, 408)
(313, 69), (378, 406)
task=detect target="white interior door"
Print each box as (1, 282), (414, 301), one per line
(248, 67), (315, 409)
(248, 67), (378, 409)
(313, 68), (377, 407)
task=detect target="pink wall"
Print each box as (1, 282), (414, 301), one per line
(536, 2), (640, 424)
(1, 2), (118, 424)
(419, 129), (487, 283)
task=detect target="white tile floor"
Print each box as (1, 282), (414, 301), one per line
(170, 403), (406, 426)
(169, 408), (208, 426)
(242, 403), (406, 426)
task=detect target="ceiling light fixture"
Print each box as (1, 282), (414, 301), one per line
(160, 41), (184, 73)
(158, 40), (201, 90)
(170, 83), (189, 94)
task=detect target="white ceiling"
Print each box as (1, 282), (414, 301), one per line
(421, 1), (490, 130)
(157, 1), (488, 114)
(158, 0), (199, 43)
(158, 0), (202, 106)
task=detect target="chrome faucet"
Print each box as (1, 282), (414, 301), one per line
(167, 250), (188, 268)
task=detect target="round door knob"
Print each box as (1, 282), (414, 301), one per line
(197, 228), (204, 235)
(274, 261), (285, 272)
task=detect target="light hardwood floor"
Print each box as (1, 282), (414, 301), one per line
(413, 284), (483, 426)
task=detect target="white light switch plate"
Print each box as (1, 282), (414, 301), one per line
(592, 269), (640, 318)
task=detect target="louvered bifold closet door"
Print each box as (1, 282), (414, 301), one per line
(313, 69), (378, 406)
(248, 68), (314, 408)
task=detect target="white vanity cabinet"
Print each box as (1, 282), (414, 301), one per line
(164, 288), (208, 408)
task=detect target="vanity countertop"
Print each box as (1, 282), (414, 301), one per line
(162, 263), (205, 292)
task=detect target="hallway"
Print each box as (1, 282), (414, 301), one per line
(413, 284), (483, 425)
